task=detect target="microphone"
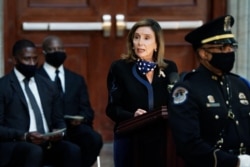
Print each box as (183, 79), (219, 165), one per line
(169, 72), (180, 84)
(168, 72), (180, 93)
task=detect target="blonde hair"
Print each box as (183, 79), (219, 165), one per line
(121, 18), (167, 69)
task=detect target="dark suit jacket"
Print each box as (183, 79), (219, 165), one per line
(38, 67), (94, 125)
(0, 70), (66, 141)
(106, 59), (178, 126)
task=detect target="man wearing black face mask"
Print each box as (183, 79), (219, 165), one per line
(38, 35), (103, 167)
(169, 15), (250, 167)
(0, 39), (82, 167)
(44, 51), (67, 68)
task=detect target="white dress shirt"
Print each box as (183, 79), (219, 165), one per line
(14, 68), (49, 133)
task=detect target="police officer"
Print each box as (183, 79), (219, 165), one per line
(169, 15), (250, 167)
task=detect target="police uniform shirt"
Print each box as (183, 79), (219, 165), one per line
(169, 65), (250, 167)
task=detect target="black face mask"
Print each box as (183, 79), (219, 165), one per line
(16, 63), (37, 79)
(209, 52), (235, 73)
(45, 52), (67, 68)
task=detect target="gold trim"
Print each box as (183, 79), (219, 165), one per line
(201, 34), (234, 44)
(213, 149), (220, 167)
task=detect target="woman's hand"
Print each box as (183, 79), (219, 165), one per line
(134, 108), (147, 117)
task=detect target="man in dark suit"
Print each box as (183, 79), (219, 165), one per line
(38, 35), (103, 167)
(0, 39), (82, 167)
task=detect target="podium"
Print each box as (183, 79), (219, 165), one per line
(116, 106), (184, 167)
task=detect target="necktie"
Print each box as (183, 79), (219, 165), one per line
(23, 78), (45, 133)
(55, 69), (63, 93)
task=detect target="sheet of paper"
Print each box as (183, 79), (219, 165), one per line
(42, 128), (66, 137)
(64, 115), (84, 120)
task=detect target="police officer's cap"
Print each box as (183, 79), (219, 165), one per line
(185, 15), (237, 49)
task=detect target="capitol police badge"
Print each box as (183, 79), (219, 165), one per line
(224, 15), (232, 32)
(172, 87), (188, 104)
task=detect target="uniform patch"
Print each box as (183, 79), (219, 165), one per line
(239, 92), (249, 105)
(207, 95), (215, 103)
(206, 95), (220, 107)
(239, 92), (246, 99)
(172, 87), (188, 104)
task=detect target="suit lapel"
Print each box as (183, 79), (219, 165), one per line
(64, 68), (71, 95)
(9, 71), (28, 107)
(39, 67), (50, 79)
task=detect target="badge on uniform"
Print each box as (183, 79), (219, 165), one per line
(239, 92), (249, 105)
(206, 95), (220, 107)
(172, 87), (188, 104)
(224, 15), (232, 32)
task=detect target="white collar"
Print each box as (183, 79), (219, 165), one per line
(43, 62), (64, 74)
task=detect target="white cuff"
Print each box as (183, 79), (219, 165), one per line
(238, 155), (250, 167)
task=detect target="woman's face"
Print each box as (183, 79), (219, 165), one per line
(133, 26), (157, 61)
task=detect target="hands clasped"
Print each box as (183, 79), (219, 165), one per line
(25, 129), (65, 144)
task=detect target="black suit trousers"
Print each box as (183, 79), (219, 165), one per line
(66, 124), (103, 167)
(0, 140), (82, 167)
(43, 140), (82, 167)
(0, 141), (43, 167)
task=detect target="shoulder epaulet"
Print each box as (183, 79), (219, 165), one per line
(228, 73), (250, 89)
(228, 72), (240, 78)
(179, 70), (197, 82)
(239, 76), (250, 89)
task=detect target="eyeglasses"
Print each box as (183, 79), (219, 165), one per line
(202, 43), (238, 52)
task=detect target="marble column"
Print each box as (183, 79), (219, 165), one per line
(228, 0), (250, 79)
